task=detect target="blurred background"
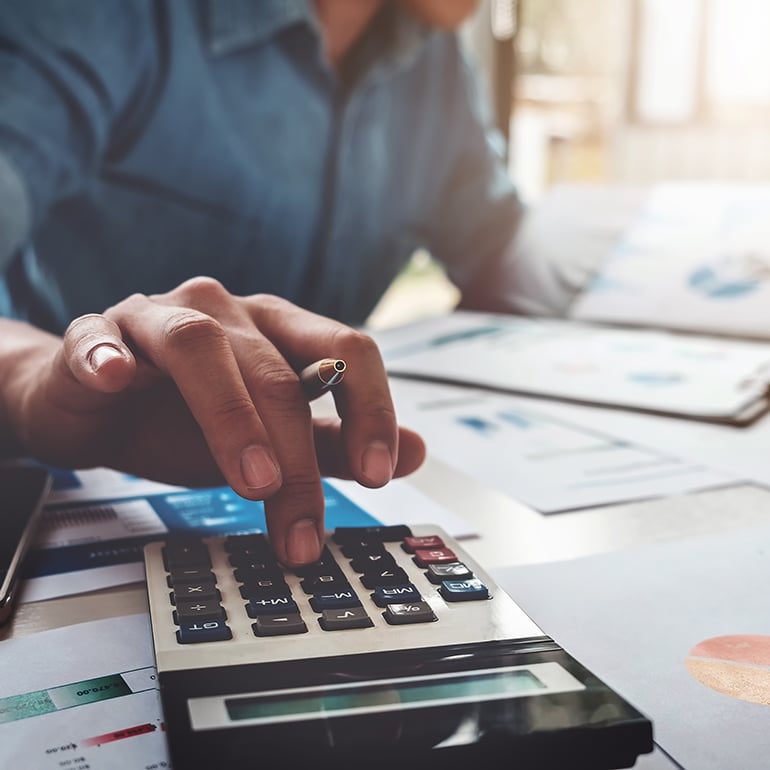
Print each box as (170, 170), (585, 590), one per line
(365, 0), (770, 328)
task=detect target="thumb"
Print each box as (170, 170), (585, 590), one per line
(60, 313), (137, 396)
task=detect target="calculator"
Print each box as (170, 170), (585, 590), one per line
(143, 525), (653, 769)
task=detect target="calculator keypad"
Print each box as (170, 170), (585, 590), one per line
(157, 526), (490, 646)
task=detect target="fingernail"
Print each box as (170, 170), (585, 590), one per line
(287, 518), (321, 565)
(240, 445), (281, 490)
(362, 441), (393, 485)
(88, 345), (124, 373)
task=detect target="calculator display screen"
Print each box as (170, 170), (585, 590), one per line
(225, 668), (545, 725)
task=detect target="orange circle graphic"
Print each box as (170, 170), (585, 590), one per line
(686, 635), (770, 706)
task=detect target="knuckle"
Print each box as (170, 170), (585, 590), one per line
(241, 352), (314, 416)
(331, 327), (380, 360)
(276, 474), (322, 502)
(251, 293), (285, 312)
(211, 394), (257, 423)
(108, 293), (149, 314)
(254, 365), (313, 421)
(258, 364), (303, 398)
(101, 293), (151, 326)
(176, 276), (229, 303)
(162, 310), (226, 351)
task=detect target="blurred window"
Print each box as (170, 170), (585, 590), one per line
(631, 0), (770, 126)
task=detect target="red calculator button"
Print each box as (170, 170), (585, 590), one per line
(412, 548), (457, 567)
(402, 535), (445, 553)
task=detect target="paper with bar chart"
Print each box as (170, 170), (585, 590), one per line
(571, 182), (770, 339)
(389, 378), (738, 514)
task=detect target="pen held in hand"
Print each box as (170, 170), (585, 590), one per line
(299, 358), (346, 400)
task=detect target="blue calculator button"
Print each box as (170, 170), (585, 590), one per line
(309, 589), (361, 612)
(246, 596), (300, 617)
(176, 619), (232, 644)
(439, 578), (490, 602)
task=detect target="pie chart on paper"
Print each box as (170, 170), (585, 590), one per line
(685, 635), (770, 706)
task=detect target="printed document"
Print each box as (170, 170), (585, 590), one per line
(375, 310), (770, 424)
(571, 182), (770, 338)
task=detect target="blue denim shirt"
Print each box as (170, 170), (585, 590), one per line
(0, 0), (522, 333)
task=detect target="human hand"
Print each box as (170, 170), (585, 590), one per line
(3, 277), (426, 565)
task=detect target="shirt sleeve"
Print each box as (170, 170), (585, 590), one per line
(418, 38), (527, 310)
(0, 0), (158, 266)
(423, 42), (623, 317)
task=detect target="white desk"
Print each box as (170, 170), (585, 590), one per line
(7, 183), (770, 768)
(411, 458), (770, 570)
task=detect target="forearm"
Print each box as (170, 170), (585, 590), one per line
(0, 317), (60, 457)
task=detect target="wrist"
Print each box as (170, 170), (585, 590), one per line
(0, 319), (60, 457)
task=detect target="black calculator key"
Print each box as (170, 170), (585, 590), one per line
(224, 533), (271, 556)
(228, 554), (278, 572)
(163, 540), (211, 570)
(359, 566), (409, 589)
(239, 580), (291, 600)
(176, 618), (232, 644)
(246, 597), (300, 617)
(340, 538), (388, 559)
(300, 574), (349, 595)
(332, 525), (412, 544)
(167, 566), (215, 588)
(382, 602), (437, 625)
(170, 581), (220, 603)
(439, 578), (490, 602)
(252, 613), (307, 636)
(372, 583), (422, 606)
(425, 562), (474, 584)
(319, 607), (374, 631)
(173, 600), (226, 624)
(290, 547), (339, 577)
(349, 552), (396, 573)
(309, 588), (362, 612)
(233, 565), (284, 584)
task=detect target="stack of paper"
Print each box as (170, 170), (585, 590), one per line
(375, 310), (770, 425)
(571, 182), (770, 340)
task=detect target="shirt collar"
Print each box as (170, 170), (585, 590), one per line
(205, 0), (311, 56)
(204, 0), (432, 74)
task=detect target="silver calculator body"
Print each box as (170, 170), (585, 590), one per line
(144, 525), (653, 769)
